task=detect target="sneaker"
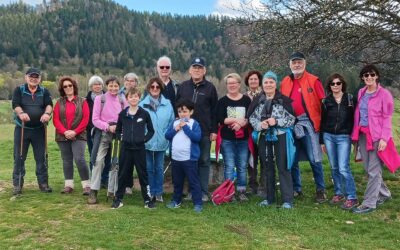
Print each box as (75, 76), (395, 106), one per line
(282, 202), (293, 209)
(184, 193), (192, 201)
(87, 190), (98, 204)
(111, 199), (123, 209)
(376, 196), (391, 206)
(352, 205), (375, 214)
(125, 187), (133, 195)
(61, 186), (73, 194)
(166, 200), (181, 209)
(156, 195), (164, 202)
(82, 187), (91, 196)
(330, 195), (345, 204)
(341, 199), (359, 210)
(238, 192), (249, 202)
(145, 201), (156, 209)
(12, 186), (22, 196)
(259, 200), (273, 207)
(293, 191), (304, 198)
(39, 184), (53, 193)
(202, 194), (209, 202)
(315, 190), (327, 203)
(193, 205), (203, 213)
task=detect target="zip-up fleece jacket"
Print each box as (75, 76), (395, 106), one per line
(139, 94), (174, 151)
(176, 78), (218, 136)
(320, 93), (354, 143)
(165, 118), (202, 161)
(351, 84), (394, 143)
(116, 107), (154, 150)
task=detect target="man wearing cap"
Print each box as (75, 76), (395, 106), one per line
(11, 67), (53, 195)
(176, 57), (218, 201)
(157, 55), (179, 117)
(280, 52), (327, 203)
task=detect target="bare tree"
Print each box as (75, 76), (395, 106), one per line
(230, 0), (400, 82)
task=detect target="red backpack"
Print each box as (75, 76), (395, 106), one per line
(211, 179), (235, 205)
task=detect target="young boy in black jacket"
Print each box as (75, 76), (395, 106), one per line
(111, 88), (155, 209)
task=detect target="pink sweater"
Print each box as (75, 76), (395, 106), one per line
(351, 85), (394, 143)
(92, 92), (128, 132)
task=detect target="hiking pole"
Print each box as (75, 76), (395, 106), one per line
(17, 121), (24, 195)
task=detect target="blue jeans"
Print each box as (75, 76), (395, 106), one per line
(323, 133), (357, 200)
(221, 139), (249, 191)
(146, 150), (165, 196)
(291, 131), (325, 192)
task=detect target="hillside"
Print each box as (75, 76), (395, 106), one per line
(0, 0), (238, 79)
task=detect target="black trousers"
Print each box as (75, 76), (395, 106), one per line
(13, 126), (48, 187)
(259, 133), (293, 204)
(115, 147), (151, 203)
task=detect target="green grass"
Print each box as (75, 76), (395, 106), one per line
(0, 101), (400, 249)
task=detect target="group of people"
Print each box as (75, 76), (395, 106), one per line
(12, 52), (398, 214)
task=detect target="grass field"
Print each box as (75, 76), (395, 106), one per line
(0, 100), (399, 249)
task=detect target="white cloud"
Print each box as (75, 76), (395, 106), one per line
(0, 0), (42, 6)
(212, 0), (266, 18)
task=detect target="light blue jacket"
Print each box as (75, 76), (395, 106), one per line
(139, 94), (174, 151)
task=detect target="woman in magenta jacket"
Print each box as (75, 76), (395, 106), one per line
(351, 64), (394, 214)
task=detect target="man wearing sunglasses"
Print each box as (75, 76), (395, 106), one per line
(11, 67), (53, 195)
(176, 57), (218, 202)
(280, 52), (327, 203)
(157, 56), (179, 117)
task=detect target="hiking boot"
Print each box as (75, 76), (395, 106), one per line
(166, 200), (181, 209)
(184, 193), (192, 201)
(111, 199), (123, 209)
(352, 205), (375, 214)
(293, 191), (304, 198)
(12, 186), (22, 196)
(61, 186), (73, 194)
(341, 199), (359, 210)
(202, 194), (209, 202)
(125, 187), (133, 195)
(237, 192), (249, 202)
(82, 187), (91, 196)
(87, 190), (98, 204)
(282, 202), (293, 209)
(376, 196), (391, 206)
(315, 190), (327, 203)
(145, 200), (156, 209)
(156, 195), (164, 202)
(329, 195), (345, 205)
(259, 200), (273, 207)
(193, 205), (203, 213)
(39, 184), (53, 193)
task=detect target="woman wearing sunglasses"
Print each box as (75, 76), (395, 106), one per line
(139, 77), (175, 202)
(320, 73), (358, 210)
(53, 77), (91, 195)
(351, 65), (394, 214)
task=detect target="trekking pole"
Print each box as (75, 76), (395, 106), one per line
(18, 121), (24, 194)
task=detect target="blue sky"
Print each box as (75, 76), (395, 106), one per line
(0, 0), (254, 16)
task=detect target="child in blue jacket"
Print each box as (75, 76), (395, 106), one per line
(165, 99), (203, 212)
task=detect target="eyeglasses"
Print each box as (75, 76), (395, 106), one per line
(363, 73), (376, 78)
(330, 81), (342, 86)
(159, 66), (170, 70)
(63, 84), (73, 89)
(150, 85), (160, 90)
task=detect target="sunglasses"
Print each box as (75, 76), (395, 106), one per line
(28, 74), (40, 79)
(363, 73), (376, 78)
(330, 81), (342, 86)
(159, 66), (170, 70)
(150, 85), (160, 90)
(63, 84), (73, 89)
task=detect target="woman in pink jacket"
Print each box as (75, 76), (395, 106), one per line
(351, 64), (394, 214)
